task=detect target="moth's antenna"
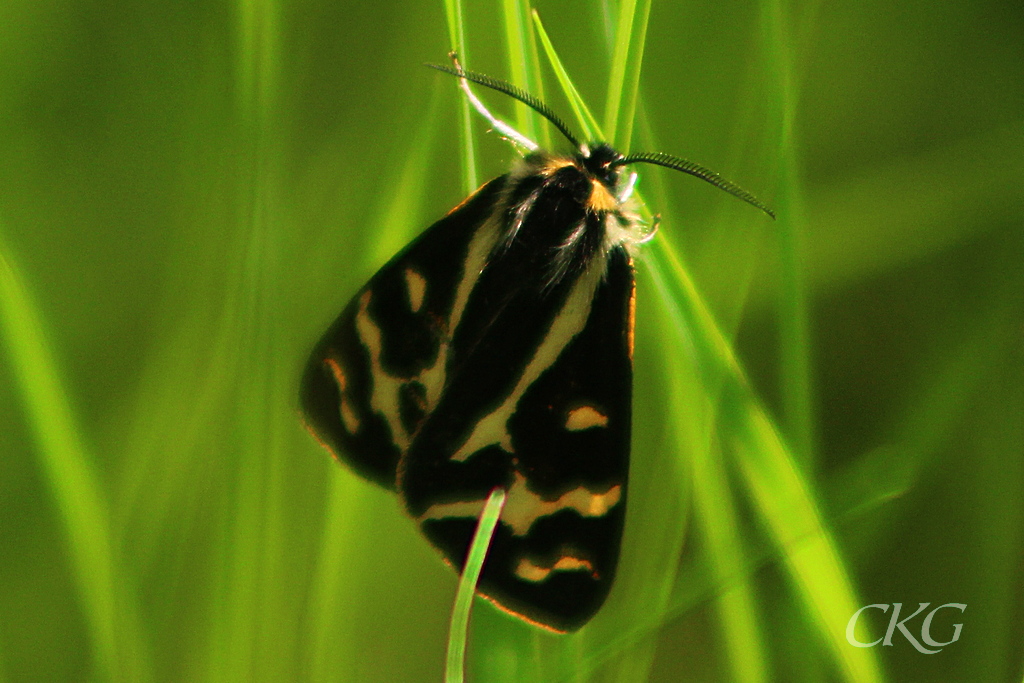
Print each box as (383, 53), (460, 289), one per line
(615, 151), (775, 219)
(436, 54), (537, 151)
(427, 53), (582, 151)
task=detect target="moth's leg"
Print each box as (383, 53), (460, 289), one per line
(636, 214), (661, 244)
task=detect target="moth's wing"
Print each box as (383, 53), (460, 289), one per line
(401, 248), (635, 632)
(300, 176), (507, 489)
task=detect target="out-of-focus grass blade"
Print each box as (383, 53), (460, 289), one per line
(646, 238), (884, 683)
(729, 405), (878, 683)
(0, 248), (150, 682)
(531, 19), (770, 679)
(688, 431), (768, 682)
(440, 0), (487, 673)
(603, 0), (637, 143)
(203, 2), (294, 679)
(527, 17), (768, 680)
(602, 0), (651, 151)
(445, 488), (506, 683)
(443, 0), (478, 191)
(501, 0), (548, 147)
(806, 123), (1024, 291)
(364, 89), (443, 266)
(532, 10), (602, 142)
(615, 0), (651, 153)
(760, 0), (814, 465)
(613, 11), (766, 673)
(441, 6), (855, 683)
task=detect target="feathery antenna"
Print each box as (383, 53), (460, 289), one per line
(427, 55), (582, 150)
(616, 152), (775, 219)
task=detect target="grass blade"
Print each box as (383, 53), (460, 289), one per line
(761, 0), (814, 464)
(615, 0), (652, 152)
(0, 248), (150, 682)
(646, 238), (884, 683)
(445, 488), (507, 683)
(531, 10), (603, 142)
(444, 0), (479, 191)
(501, 0), (548, 147)
(689, 431), (769, 682)
(602, 0), (637, 144)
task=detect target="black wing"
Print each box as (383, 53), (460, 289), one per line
(300, 176), (508, 488)
(303, 161), (634, 632)
(400, 246), (635, 633)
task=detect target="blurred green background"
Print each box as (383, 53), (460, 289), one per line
(1, 0), (1021, 681)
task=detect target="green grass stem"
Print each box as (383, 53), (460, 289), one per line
(445, 488), (507, 683)
(0, 248), (150, 682)
(444, 0), (479, 191)
(532, 11), (603, 143)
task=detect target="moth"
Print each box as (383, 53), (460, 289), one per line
(301, 58), (773, 632)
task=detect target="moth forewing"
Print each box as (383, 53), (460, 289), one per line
(300, 177), (508, 489)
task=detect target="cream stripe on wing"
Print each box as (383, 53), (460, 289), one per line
(357, 213), (502, 451)
(403, 267), (426, 313)
(418, 471), (622, 537)
(417, 215), (501, 411)
(515, 555), (597, 582)
(450, 258), (607, 461)
(565, 405), (608, 431)
(324, 357), (361, 434)
(355, 290), (410, 450)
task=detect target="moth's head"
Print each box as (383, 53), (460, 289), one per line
(578, 143), (625, 189)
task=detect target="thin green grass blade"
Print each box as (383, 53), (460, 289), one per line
(528, 11), (552, 149)
(365, 90), (443, 265)
(501, 0), (543, 146)
(439, 7), (849, 683)
(602, 0), (637, 144)
(761, 0), (814, 464)
(531, 10), (602, 142)
(689, 435), (768, 683)
(445, 488), (507, 683)
(732, 409), (879, 683)
(646, 238), (884, 683)
(204, 3), (294, 679)
(0, 248), (150, 682)
(616, 180), (771, 680)
(661, 6), (774, 677)
(444, 0), (479, 191)
(603, 339), (694, 664)
(616, 0), (652, 152)
(443, 0), (469, 69)
(521, 4), (548, 149)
